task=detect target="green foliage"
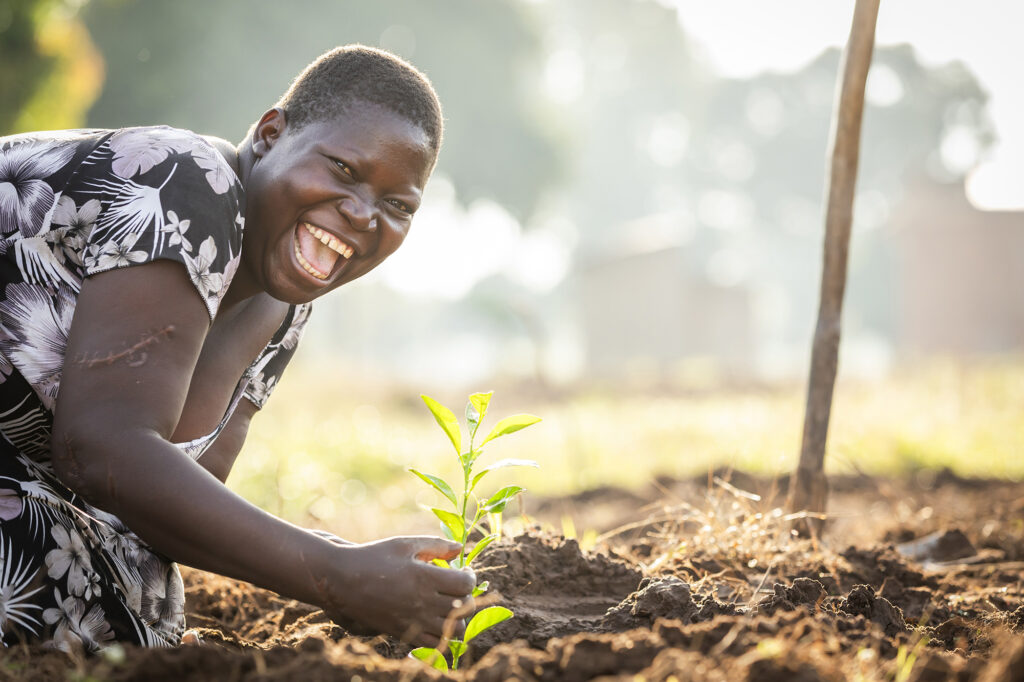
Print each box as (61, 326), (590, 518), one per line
(414, 392), (539, 569)
(0, 0), (53, 133)
(409, 646), (447, 672)
(481, 414), (543, 446)
(410, 607), (513, 671)
(421, 394), (462, 456)
(409, 392), (540, 670)
(464, 606), (513, 643)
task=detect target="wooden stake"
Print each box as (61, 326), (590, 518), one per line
(787, 0), (881, 536)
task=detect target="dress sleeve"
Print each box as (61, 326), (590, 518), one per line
(243, 303), (312, 410)
(75, 126), (244, 321)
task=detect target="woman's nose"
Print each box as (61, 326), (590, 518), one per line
(338, 194), (377, 232)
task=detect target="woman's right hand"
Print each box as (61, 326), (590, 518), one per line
(320, 536), (476, 647)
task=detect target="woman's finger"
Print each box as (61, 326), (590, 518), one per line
(410, 536), (462, 562)
(429, 594), (475, 620)
(423, 563), (476, 596)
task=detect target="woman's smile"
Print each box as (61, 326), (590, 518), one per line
(293, 221), (355, 281)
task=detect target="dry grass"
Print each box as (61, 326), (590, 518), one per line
(229, 357), (1024, 542)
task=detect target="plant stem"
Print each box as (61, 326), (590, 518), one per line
(459, 449), (472, 566)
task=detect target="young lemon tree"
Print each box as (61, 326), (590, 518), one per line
(408, 391), (540, 671)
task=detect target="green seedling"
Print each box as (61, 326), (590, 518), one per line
(409, 391), (540, 671)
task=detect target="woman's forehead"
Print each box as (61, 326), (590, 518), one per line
(306, 101), (431, 148)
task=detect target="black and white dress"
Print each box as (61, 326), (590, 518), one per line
(0, 126), (310, 651)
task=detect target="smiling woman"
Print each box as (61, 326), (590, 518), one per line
(235, 104), (433, 304)
(0, 46), (474, 653)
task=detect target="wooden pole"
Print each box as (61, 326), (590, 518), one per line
(786, 0), (881, 536)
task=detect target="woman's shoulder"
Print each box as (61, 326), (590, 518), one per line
(0, 127), (111, 148)
(0, 125), (240, 195)
(100, 126), (240, 193)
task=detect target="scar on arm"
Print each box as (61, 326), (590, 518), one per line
(76, 326), (175, 368)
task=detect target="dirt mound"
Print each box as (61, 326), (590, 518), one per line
(1, 474), (1022, 680)
(468, 530), (642, 655)
(756, 576), (827, 615)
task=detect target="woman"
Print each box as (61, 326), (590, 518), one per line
(0, 45), (474, 652)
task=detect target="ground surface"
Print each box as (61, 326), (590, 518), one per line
(2, 470), (1022, 681)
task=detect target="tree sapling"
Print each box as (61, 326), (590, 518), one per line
(408, 391), (540, 671)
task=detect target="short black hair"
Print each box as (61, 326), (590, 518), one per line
(277, 45), (443, 156)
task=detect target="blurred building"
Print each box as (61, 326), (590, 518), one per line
(889, 178), (1024, 354)
(569, 219), (754, 381)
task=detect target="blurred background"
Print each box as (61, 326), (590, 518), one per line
(4, 0), (1022, 539)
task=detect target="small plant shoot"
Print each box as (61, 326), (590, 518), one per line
(409, 391), (540, 670)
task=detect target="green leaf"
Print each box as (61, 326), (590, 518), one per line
(466, 391), (494, 441)
(431, 558), (450, 568)
(472, 580), (490, 597)
(432, 508), (466, 543)
(464, 534), (498, 565)
(470, 392), (493, 419)
(408, 468), (458, 507)
(470, 458), (540, 491)
(466, 403), (480, 441)
(448, 639), (467, 668)
(466, 391), (492, 441)
(464, 606), (513, 643)
(480, 414), (541, 446)
(421, 394), (462, 455)
(481, 486), (524, 514)
(410, 647), (448, 671)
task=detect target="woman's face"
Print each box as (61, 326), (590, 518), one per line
(240, 102), (435, 304)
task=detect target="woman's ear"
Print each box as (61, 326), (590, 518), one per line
(252, 108), (286, 157)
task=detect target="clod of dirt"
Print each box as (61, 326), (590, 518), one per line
(467, 530), (643, 658)
(1009, 605), (1024, 631)
(603, 576), (697, 629)
(475, 530), (642, 598)
(601, 576), (741, 631)
(878, 577), (938, 624)
(930, 616), (981, 652)
(838, 584), (910, 638)
(549, 631), (664, 681)
(897, 528), (977, 563)
(756, 577), (826, 615)
(839, 546), (937, 591)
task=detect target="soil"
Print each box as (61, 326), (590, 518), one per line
(2, 469), (1022, 681)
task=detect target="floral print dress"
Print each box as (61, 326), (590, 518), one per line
(0, 126), (311, 651)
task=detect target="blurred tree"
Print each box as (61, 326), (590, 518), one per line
(537, 0), (712, 255)
(0, 0), (104, 134)
(82, 0), (564, 221)
(695, 44), (994, 346)
(0, 0), (55, 133)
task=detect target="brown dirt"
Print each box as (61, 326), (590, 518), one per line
(1, 470), (1022, 681)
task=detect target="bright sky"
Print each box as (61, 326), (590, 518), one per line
(672, 0), (1024, 211)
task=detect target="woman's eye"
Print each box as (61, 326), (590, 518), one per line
(387, 199), (412, 215)
(332, 159), (354, 178)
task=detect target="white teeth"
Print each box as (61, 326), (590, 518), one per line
(294, 241), (328, 279)
(303, 222), (354, 259)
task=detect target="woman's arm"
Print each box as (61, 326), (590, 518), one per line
(52, 261), (472, 644)
(196, 398), (257, 484)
